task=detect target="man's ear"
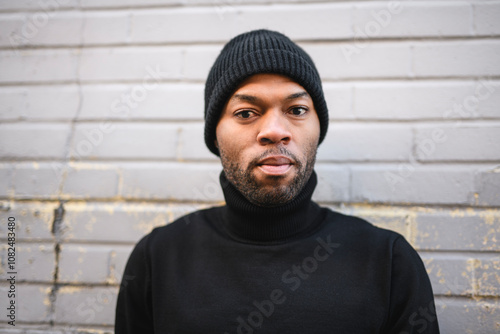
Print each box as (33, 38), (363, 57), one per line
(214, 139), (219, 149)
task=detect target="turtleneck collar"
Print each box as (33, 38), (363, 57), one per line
(218, 170), (324, 243)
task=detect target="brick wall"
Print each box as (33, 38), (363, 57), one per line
(0, 0), (499, 333)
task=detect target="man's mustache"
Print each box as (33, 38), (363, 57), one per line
(248, 146), (301, 169)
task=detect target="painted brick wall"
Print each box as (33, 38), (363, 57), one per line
(0, 0), (499, 333)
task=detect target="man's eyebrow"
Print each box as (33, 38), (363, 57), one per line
(231, 94), (260, 103)
(285, 91), (310, 100)
(231, 92), (310, 103)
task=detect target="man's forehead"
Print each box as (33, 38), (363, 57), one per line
(230, 73), (312, 98)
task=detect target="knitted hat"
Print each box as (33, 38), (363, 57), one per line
(204, 29), (329, 156)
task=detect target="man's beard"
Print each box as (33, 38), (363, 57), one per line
(219, 144), (317, 207)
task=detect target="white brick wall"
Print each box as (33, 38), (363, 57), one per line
(0, 1), (499, 333)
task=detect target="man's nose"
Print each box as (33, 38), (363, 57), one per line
(256, 110), (292, 145)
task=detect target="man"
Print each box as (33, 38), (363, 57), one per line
(115, 29), (439, 333)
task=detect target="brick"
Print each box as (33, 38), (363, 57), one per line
(351, 165), (476, 205)
(80, 0), (333, 8)
(413, 209), (500, 251)
(70, 123), (177, 160)
(182, 45), (222, 80)
(420, 254), (473, 296)
(131, 8), (241, 44)
(0, 49), (79, 83)
(177, 122), (216, 161)
(322, 83), (353, 120)
(27, 328), (114, 334)
(415, 125), (500, 162)
(353, 81), (490, 120)
(0, 164), (13, 197)
(0, 14), (25, 48)
(11, 162), (64, 199)
(304, 42), (411, 79)
(78, 83), (204, 120)
(435, 297), (499, 334)
(82, 11), (129, 45)
(11, 12), (83, 47)
(0, 284), (52, 323)
(474, 2), (500, 36)
(353, 2), (471, 38)
(79, 47), (183, 82)
(311, 164), (350, 203)
(0, 201), (57, 241)
(474, 256), (500, 296)
(475, 167), (500, 206)
(0, 243), (55, 282)
(0, 123), (71, 159)
(338, 205), (411, 239)
(477, 80), (500, 119)
(0, 85), (80, 121)
(61, 164), (120, 199)
(237, 4), (351, 40)
(0, 86), (27, 121)
(58, 244), (132, 284)
(0, 328), (112, 334)
(317, 123), (412, 162)
(120, 162), (223, 201)
(413, 40), (500, 78)
(130, 4), (351, 44)
(0, 0), (78, 11)
(54, 286), (118, 326)
(60, 202), (202, 243)
(80, 0), (182, 7)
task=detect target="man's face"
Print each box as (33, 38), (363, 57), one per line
(215, 73), (321, 207)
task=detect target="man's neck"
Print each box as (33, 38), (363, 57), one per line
(218, 171), (325, 243)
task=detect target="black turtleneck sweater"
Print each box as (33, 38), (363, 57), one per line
(115, 172), (439, 333)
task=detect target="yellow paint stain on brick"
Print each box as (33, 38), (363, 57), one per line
(135, 214), (168, 234)
(41, 287), (52, 306)
(344, 204), (417, 241)
(64, 201), (90, 212)
(103, 203), (116, 215)
(449, 208), (466, 218)
(107, 250), (118, 284)
(77, 246), (87, 264)
(85, 215), (97, 233)
(478, 209), (500, 226)
(59, 286), (84, 294)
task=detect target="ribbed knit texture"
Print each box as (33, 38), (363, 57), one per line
(204, 29), (329, 156)
(219, 171), (324, 243)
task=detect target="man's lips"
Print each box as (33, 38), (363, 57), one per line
(256, 155), (294, 176)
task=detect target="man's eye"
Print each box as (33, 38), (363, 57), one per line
(236, 110), (255, 119)
(290, 107), (308, 116)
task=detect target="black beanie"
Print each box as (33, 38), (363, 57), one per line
(204, 29), (329, 156)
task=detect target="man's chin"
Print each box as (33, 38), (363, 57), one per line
(247, 185), (296, 207)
